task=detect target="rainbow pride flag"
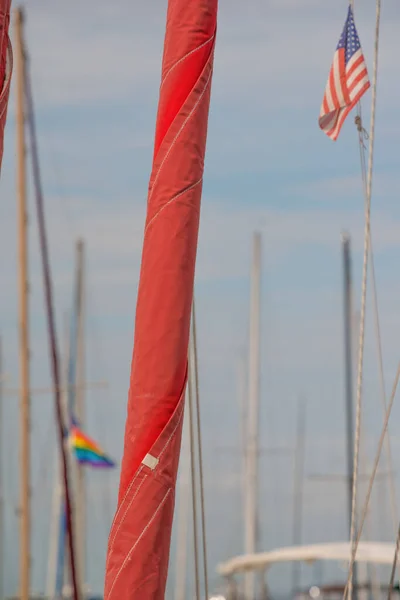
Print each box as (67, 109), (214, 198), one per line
(69, 424), (115, 468)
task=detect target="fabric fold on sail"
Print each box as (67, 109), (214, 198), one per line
(0, 0), (12, 171)
(104, 1), (217, 598)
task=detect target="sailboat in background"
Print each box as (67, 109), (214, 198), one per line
(212, 231), (399, 600)
(214, 2), (400, 597)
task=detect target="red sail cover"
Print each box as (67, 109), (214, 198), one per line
(0, 0), (12, 172)
(104, 1), (217, 598)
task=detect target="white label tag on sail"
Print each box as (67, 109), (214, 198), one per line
(142, 453), (159, 470)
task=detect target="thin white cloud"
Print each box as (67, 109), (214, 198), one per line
(9, 0), (398, 114)
(3, 187), (400, 312)
(21, 1), (165, 107)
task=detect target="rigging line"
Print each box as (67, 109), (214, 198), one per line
(23, 41), (80, 600)
(348, 1), (382, 598)
(355, 106), (399, 583)
(352, 0), (398, 586)
(188, 334), (201, 600)
(387, 524), (400, 600)
(342, 358), (400, 600)
(348, 14), (368, 599)
(191, 299), (210, 600)
(363, 166), (397, 538)
(369, 238), (398, 530)
(353, 363), (380, 600)
(356, 81), (397, 536)
(355, 102), (398, 577)
(24, 26), (76, 235)
(359, 455), (380, 600)
(348, 76), (367, 600)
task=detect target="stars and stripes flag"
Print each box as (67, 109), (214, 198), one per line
(319, 6), (370, 141)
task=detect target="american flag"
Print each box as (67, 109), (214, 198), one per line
(319, 6), (370, 141)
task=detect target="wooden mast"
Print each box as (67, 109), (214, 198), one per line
(244, 231), (262, 600)
(74, 238), (86, 594)
(15, 8), (31, 600)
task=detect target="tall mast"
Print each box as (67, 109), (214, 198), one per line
(75, 239), (86, 593)
(342, 232), (358, 597)
(238, 350), (247, 521)
(0, 337), (4, 600)
(244, 231), (262, 600)
(15, 9), (31, 600)
(104, 2), (217, 595)
(47, 313), (71, 598)
(22, 13), (80, 598)
(291, 398), (306, 595)
(238, 350), (247, 600)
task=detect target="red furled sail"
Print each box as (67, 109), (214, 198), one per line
(0, 0), (12, 171)
(104, 1), (217, 598)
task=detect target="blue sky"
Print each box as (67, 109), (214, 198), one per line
(1, 0), (400, 597)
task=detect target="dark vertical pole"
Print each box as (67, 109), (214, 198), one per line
(291, 398), (306, 596)
(22, 20), (80, 600)
(342, 232), (357, 598)
(15, 10), (31, 599)
(74, 239), (86, 592)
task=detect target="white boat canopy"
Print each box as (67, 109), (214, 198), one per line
(217, 542), (398, 577)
